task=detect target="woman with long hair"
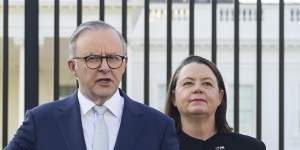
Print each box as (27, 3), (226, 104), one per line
(165, 55), (265, 150)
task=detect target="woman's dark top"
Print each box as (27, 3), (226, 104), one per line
(178, 130), (266, 150)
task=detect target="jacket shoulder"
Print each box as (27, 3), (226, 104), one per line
(229, 133), (266, 150)
(124, 97), (174, 129)
(29, 94), (75, 117)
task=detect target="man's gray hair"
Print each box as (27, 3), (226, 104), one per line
(69, 20), (127, 58)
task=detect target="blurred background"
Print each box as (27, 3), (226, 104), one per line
(1, 0), (300, 150)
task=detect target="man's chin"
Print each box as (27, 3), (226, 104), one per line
(94, 89), (117, 98)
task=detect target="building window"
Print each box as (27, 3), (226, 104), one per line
(297, 9), (300, 22)
(291, 9), (294, 22)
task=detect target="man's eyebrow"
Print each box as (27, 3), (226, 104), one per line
(106, 52), (118, 55)
(87, 52), (119, 55)
(87, 52), (96, 55)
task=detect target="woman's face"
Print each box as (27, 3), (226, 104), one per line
(174, 63), (224, 117)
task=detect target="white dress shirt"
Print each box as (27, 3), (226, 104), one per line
(78, 90), (124, 150)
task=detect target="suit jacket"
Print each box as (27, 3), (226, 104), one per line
(4, 89), (179, 150)
(178, 129), (266, 150)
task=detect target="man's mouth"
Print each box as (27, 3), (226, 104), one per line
(96, 78), (112, 84)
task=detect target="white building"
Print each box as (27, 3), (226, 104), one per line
(0, 0), (300, 149)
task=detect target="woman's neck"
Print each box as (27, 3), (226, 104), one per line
(181, 114), (217, 141)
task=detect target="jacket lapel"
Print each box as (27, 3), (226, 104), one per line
(56, 92), (87, 150)
(114, 90), (145, 150)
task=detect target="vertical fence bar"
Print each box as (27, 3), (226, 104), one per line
(99, 0), (105, 21)
(144, 0), (150, 105)
(122, 0), (127, 92)
(77, 0), (82, 26)
(2, 0), (9, 147)
(76, 0), (82, 88)
(54, 0), (60, 100)
(279, 0), (285, 150)
(233, 0), (240, 133)
(189, 0), (194, 55)
(256, 0), (262, 140)
(166, 0), (172, 85)
(212, 0), (217, 64)
(25, 0), (39, 110)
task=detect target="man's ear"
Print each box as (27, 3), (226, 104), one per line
(124, 57), (128, 66)
(121, 57), (128, 74)
(67, 59), (78, 77)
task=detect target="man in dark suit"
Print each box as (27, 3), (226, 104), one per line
(4, 20), (179, 150)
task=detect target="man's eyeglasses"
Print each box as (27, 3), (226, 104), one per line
(73, 55), (126, 69)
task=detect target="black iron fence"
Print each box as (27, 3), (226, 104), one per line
(1, 0), (289, 150)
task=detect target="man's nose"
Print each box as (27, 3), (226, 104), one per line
(97, 58), (110, 73)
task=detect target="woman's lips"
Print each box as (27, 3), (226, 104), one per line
(190, 98), (207, 103)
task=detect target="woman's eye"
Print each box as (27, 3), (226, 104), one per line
(203, 82), (213, 87)
(183, 82), (193, 86)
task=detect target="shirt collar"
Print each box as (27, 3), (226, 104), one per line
(78, 90), (95, 116)
(78, 89), (124, 118)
